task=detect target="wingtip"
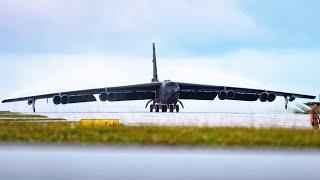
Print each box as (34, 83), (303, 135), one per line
(2, 99), (9, 103)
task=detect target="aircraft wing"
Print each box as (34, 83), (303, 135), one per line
(177, 82), (315, 102)
(2, 83), (161, 104)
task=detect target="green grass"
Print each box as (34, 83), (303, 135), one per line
(0, 122), (320, 148)
(0, 111), (65, 121)
(0, 111), (10, 114)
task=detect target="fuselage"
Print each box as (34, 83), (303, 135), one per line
(158, 80), (180, 105)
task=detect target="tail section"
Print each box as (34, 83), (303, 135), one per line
(151, 42), (159, 82)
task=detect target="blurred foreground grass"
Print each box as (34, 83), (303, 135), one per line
(0, 121), (319, 148)
(0, 111), (64, 121)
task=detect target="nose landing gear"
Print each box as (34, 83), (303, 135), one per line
(149, 104), (154, 112)
(150, 104), (179, 113)
(176, 105), (179, 113)
(149, 104), (161, 112)
(155, 105), (160, 112)
(162, 105), (167, 112)
(169, 105), (174, 112)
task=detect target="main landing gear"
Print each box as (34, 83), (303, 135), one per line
(150, 104), (179, 113)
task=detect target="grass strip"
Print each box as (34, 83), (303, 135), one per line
(0, 111), (64, 121)
(0, 122), (319, 148)
(0, 111), (10, 114)
(0, 118), (65, 121)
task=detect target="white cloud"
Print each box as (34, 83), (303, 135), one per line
(0, 0), (263, 44)
(0, 49), (318, 113)
(0, 54), (263, 98)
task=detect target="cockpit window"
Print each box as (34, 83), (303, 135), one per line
(166, 82), (178, 87)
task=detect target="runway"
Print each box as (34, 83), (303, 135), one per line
(36, 112), (312, 129)
(0, 145), (319, 180)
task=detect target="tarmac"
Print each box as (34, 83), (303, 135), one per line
(36, 112), (312, 129)
(0, 145), (319, 180)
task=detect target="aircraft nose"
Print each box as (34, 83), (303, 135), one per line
(174, 88), (180, 97)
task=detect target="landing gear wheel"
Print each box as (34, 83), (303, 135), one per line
(169, 105), (174, 112)
(155, 105), (160, 112)
(176, 105), (179, 113)
(150, 105), (153, 112)
(162, 105), (167, 112)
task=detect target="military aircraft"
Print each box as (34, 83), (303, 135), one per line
(2, 43), (316, 112)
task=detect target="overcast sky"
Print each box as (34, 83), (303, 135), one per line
(0, 0), (319, 112)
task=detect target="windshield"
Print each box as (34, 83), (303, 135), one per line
(166, 82), (178, 87)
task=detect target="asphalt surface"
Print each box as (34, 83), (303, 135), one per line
(37, 112), (311, 128)
(0, 145), (319, 180)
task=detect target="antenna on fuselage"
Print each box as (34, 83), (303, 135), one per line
(151, 42), (159, 82)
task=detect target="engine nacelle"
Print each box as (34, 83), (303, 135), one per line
(53, 95), (61, 105)
(267, 92), (276, 102)
(61, 95), (69, 105)
(27, 99), (33, 105)
(99, 92), (108, 101)
(259, 92), (268, 102)
(218, 91), (228, 100)
(227, 90), (236, 99)
(289, 95), (296, 102)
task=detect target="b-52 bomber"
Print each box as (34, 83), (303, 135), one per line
(2, 43), (316, 112)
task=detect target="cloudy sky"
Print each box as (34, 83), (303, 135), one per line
(0, 0), (319, 112)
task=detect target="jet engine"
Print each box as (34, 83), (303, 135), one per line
(259, 92), (268, 102)
(61, 95), (69, 105)
(99, 92), (108, 101)
(27, 99), (33, 105)
(227, 90), (236, 99)
(267, 92), (276, 102)
(218, 90), (236, 100)
(218, 91), (228, 100)
(53, 95), (61, 105)
(259, 92), (277, 102)
(289, 95), (296, 102)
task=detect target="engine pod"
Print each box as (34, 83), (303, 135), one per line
(53, 95), (61, 105)
(27, 99), (33, 105)
(267, 92), (276, 102)
(227, 90), (236, 99)
(218, 91), (228, 100)
(259, 92), (268, 102)
(289, 95), (296, 102)
(61, 95), (69, 105)
(99, 92), (108, 101)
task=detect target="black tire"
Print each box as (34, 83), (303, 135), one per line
(155, 105), (160, 112)
(150, 105), (153, 112)
(176, 105), (179, 113)
(169, 105), (174, 112)
(162, 105), (167, 112)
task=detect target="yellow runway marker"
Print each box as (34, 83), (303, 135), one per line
(81, 119), (120, 127)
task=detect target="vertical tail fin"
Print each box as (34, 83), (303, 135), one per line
(151, 42), (159, 82)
